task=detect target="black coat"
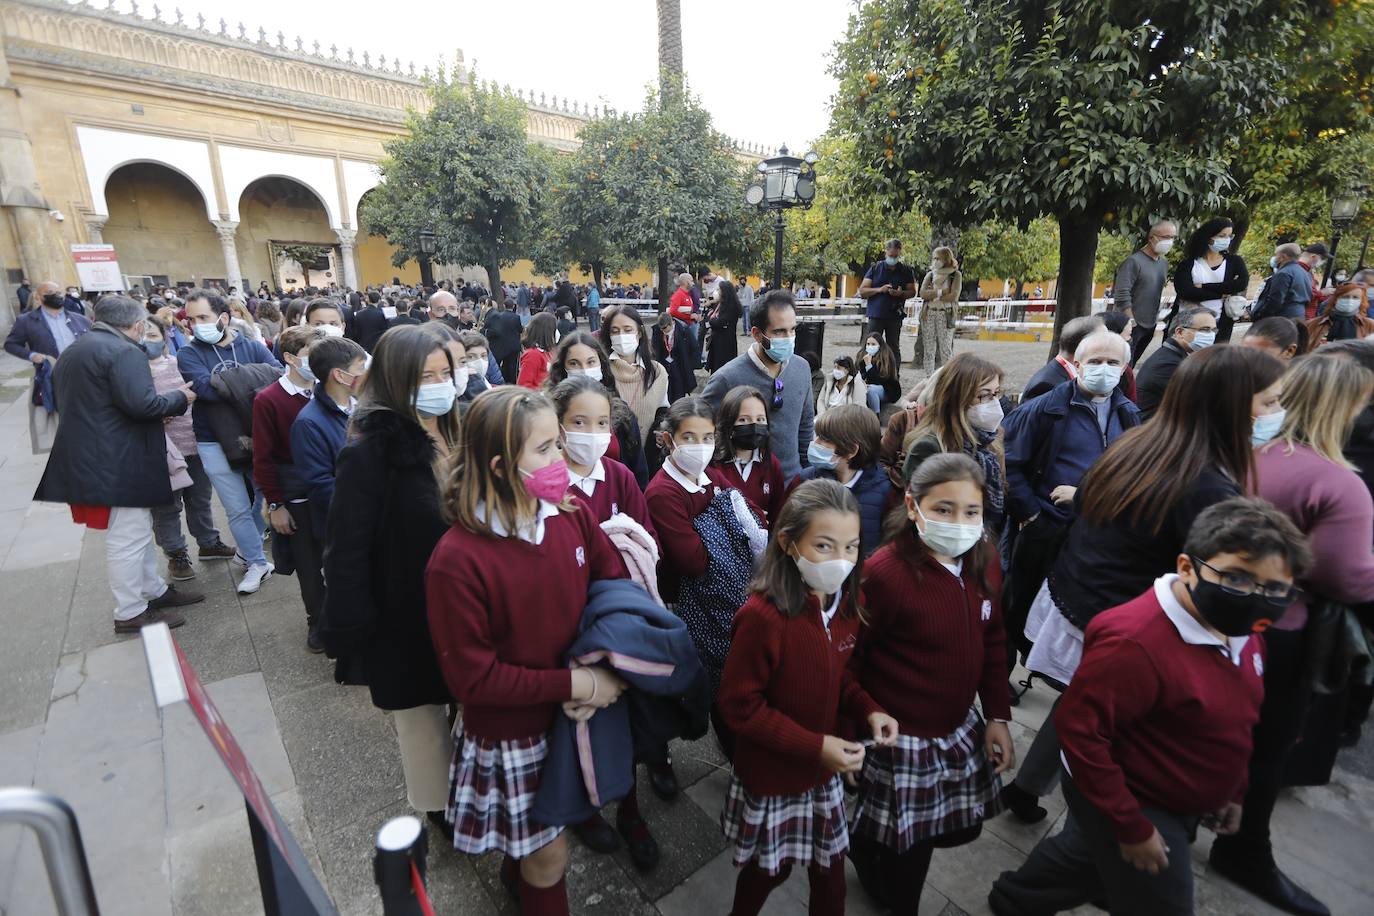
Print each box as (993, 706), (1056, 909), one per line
(483, 309), (524, 360)
(1134, 338), (1189, 421)
(320, 409), (450, 710)
(705, 299), (740, 373)
(1021, 358), (1070, 401)
(351, 306), (390, 353)
(653, 318), (699, 401)
(34, 325), (190, 507)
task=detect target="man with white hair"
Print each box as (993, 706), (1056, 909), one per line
(1135, 305), (1217, 421)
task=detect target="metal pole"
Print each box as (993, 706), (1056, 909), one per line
(1322, 229), (1343, 289)
(0, 787), (100, 916)
(1357, 230), (1370, 271)
(772, 210), (785, 291)
(374, 816), (429, 916)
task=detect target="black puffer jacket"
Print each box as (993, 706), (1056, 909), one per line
(34, 324), (189, 508)
(320, 408), (451, 710)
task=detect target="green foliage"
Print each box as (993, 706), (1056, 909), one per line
(830, 0), (1311, 331)
(273, 243), (330, 277)
(532, 117), (634, 286)
(959, 219), (1061, 290)
(361, 76), (551, 300)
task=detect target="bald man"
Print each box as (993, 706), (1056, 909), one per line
(5, 280), (93, 366)
(1114, 221), (1178, 366)
(1252, 243), (1311, 321)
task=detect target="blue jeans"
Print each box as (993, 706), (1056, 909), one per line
(588, 305), (600, 333)
(198, 440), (268, 567)
(866, 386), (883, 413)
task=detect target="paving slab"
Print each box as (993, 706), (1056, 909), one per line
(0, 724), (46, 914)
(1, 502), (85, 573)
(0, 560), (73, 733)
(241, 596), (336, 702)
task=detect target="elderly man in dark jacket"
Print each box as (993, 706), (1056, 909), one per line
(1134, 305), (1216, 421)
(33, 296), (205, 633)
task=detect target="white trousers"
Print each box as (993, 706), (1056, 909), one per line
(107, 507), (167, 622)
(393, 704), (453, 812)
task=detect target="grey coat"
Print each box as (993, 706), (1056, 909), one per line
(34, 324), (189, 508)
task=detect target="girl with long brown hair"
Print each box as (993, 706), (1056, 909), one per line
(1002, 344), (1285, 823)
(598, 305), (669, 448)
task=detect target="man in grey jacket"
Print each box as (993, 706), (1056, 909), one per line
(1114, 220), (1177, 367)
(701, 290), (814, 478)
(1252, 243), (1311, 320)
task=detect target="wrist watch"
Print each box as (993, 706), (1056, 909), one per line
(268, 502), (283, 512)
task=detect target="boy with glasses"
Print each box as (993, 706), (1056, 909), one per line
(991, 497), (1310, 916)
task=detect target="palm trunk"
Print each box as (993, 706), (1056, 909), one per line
(656, 0), (683, 102)
(1048, 212), (1102, 357)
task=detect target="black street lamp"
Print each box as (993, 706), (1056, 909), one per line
(417, 228), (437, 288)
(745, 144), (818, 290)
(1323, 187), (1365, 288)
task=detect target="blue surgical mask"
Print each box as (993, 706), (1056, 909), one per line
(1334, 297), (1362, 317)
(764, 334), (794, 363)
(1210, 237), (1232, 253)
(1269, 256), (1279, 270)
(414, 380), (457, 416)
(1252, 409), (1286, 447)
(1079, 362), (1122, 395)
(884, 256), (899, 267)
(1189, 329), (1216, 351)
(807, 441), (838, 470)
(143, 340), (165, 360)
(192, 320), (224, 343)
(296, 356), (317, 383)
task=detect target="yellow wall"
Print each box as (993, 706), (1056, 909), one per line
(235, 177), (337, 289)
(102, 163), (222, 285)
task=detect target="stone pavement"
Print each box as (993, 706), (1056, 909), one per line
(0, 341), (1372, 916)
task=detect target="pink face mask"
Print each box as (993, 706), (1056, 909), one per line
(520, 460), (570, 502)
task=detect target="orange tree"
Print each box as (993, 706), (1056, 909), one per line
(831, 0), (1318, 349)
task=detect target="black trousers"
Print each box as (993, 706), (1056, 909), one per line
(1014, 696), (1065, 797)
(991, 776), (1197, 916)
(866, 316), (904, 365)
(1217, 310), (1237, 344)
(1003, 514), (1066, 665)
(1213, 626), (1310, 859)
(286, 501), (325, 629)
(1128, 323), (1155, 367)
(497, 353), (519, 387)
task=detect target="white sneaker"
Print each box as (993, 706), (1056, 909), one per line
(236, 563), (274, 595)
(232, 553), (250, 572)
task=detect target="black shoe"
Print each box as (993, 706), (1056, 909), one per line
(1000, 782), (1048, 824)
(1210, 842), (1330, 916)
(113, 607), (186, 634)
(850, 839), (893, 909)
(306, 626), (325, 655)
(572, 812), (620, 853)
(646, 762), (679, 801)
(425, 809), (454, 843)
(616, 812), (660, 872)
(147, 584), (205, 610)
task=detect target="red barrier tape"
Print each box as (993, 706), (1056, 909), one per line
(411, 860), (435, 916)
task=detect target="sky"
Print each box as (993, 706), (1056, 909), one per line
(93, 0), (855, 150)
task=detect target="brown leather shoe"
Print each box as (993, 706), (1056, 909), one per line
(114, 607), (187, 634)
(197, 541), (237, 560)
(147, 584), (205, 610)
(167, 552), (196, 581)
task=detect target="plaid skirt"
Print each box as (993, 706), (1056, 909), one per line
(446, 727), (562, 858)
(719, 772), (849, 875)
(852, 706), (1004, 853)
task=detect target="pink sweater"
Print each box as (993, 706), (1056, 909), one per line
(1254, 442), (1374, 629)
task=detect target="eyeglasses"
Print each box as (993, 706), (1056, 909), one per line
(772, 377), (785, 410)
(975, 390), (1002, 404)
(1191, 557), (1299, 606)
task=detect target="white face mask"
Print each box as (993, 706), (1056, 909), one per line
(791, 549), (855, 597)
(1152, 238), (1175, 255)
(669, 441), (713, 478)
(562, 430), (612, 467)
(967, 399), (1004, 432)
(914, 504), (983, 558)
(571, 366), (603, 380)
(1335, 297), (1362, 316)
(832, 367), (848, 381)
(465, 358), (486, 375)
(611, 333), (638, 357)
(319, 324), (345, 338)
(865, 343), (880, 356)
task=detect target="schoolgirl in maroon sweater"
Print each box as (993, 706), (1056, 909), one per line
(425, 387), (629, 916)
(645, 396), (720, 604)
(850, 451), (1015, 913)
(718, 479), (898, 916)
(708, 385), (790, 525)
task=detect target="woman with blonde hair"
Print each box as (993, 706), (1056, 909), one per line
(901, 352), (1006, 533)
(1211, 353), (1374, 915)
(917, 246), (962, 374)
(228, 297), (264, 342)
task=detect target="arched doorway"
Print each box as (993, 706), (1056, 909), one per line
(102, 163), (221, 287)
(236, 177), (338, 291)
(355, 189), (421, 287)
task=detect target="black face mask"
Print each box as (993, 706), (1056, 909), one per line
(440, 315), (461, 329)
(42, 293), (64, 310)
(1188, 578), (1283, 637)
(730, 423), (770, 451)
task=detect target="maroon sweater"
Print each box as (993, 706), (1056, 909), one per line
(645, 468), (715, 603)
(719, 592), (878, 795)
(425, 506), (628, 740)
(251, 379), (311, 503)
(1057, 586), (1264, 844)
(708, 453), (790, 526)
(571, 456), (658, 545)
(852, 530), (1012, 737)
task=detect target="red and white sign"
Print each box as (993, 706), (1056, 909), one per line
(70, 243), (124, 291)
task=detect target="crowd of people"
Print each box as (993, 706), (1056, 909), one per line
(8, 221), (1374, 916)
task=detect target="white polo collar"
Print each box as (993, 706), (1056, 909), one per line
(475, 500), (560, 545)
(664, 457), (711, 494)
(1155, 574), (1251, 666)
(278, 372), (312, 397)
(569, 459), (607, 497)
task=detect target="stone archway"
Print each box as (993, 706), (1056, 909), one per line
(102, 163), (222, 287)
(236, 177), (338, 291)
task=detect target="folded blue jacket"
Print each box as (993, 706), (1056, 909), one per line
(531, 579), (709, 826)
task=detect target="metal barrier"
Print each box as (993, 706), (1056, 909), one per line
(0, 787), (100, 916)
(374, 816), (432, 916)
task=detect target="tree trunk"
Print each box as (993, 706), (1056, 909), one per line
(485, 260), (505, 305)
(656, 0), (683, 102)
(591, 261), (604, 293)
(657, 256), (671, 312)
(1231, 209), (1253, 263)
(1048, 213), (1102, 357)
(1013, 277), (1025, 299)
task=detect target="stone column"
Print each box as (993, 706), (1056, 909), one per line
(335, 228), (359, 291)
(84, 216), (107, 244)
(211, 219), (243, 292)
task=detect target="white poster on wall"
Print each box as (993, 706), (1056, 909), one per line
(70, 244), (125, 291)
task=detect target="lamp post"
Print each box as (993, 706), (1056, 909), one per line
(417, 228), (437, 288)
(745, 144), (819, 290)
(1323, 187), (1364, 288)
